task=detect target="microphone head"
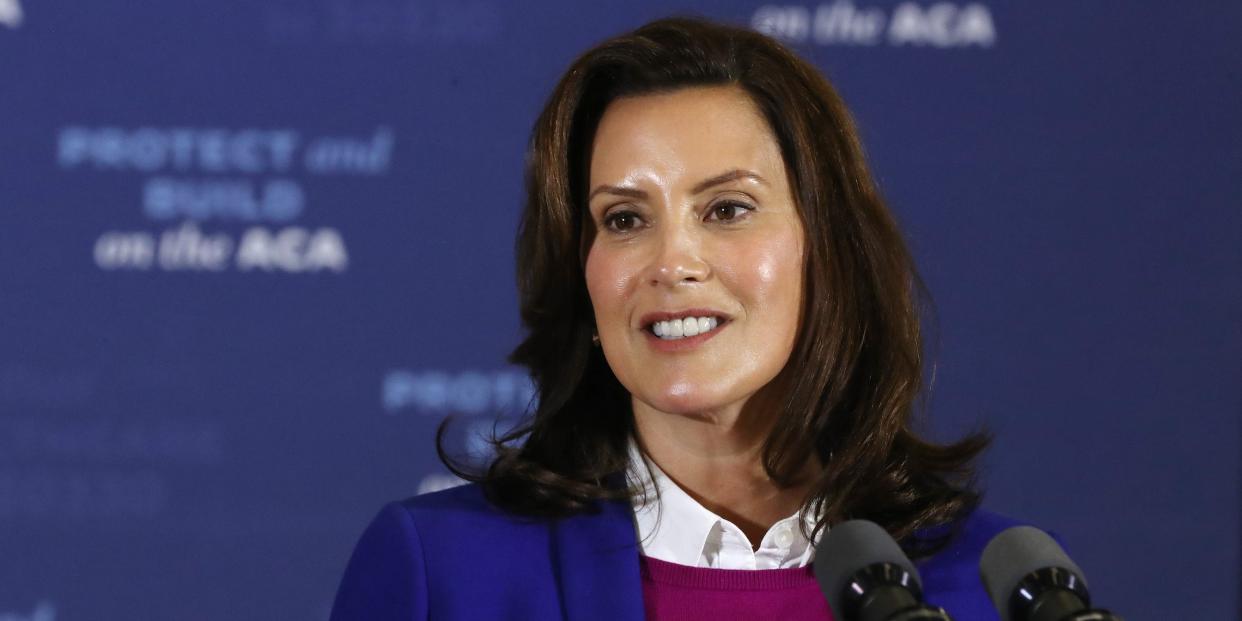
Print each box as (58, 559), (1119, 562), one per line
(813, 519), (923, 618)
(979, 526), (1086, 621)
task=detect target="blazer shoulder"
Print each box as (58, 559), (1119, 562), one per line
(913, 508), (1038, 620)
(333, 484), (574, 621)
(393, 483), (562, 565)
(950, 507), (1028, 550)
(397, 482), (549, 533)
(331, 499), (430, 620)
(399, 481), (493, 514)
(916, 507), (1027, 573)
(344, 484), (634, 620)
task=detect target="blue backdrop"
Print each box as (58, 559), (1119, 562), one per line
(0, 2), (1238, 619)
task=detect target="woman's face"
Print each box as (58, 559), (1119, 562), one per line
(584, 85), (805, 417)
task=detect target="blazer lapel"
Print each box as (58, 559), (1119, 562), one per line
(550, 497), (645, 621)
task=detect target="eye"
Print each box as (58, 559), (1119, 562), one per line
(706, 200), (754, 223)
(603, 210), (644, 233)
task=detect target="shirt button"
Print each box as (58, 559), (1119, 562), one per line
(774, 526), (794, 548)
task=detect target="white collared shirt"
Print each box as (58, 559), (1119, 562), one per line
(627, 440), (822, 570)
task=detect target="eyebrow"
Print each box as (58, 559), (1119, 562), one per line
(588, 185), (647, 202)
(587, 169), (768, 203)
(691, 169), (768, 194)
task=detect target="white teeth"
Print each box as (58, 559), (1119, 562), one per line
(650, 316), (721, 340)
(669, 319), (684, 338)
(682, 318), (700, 336)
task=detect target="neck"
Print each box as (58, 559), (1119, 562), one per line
(631, 393), (816, 548)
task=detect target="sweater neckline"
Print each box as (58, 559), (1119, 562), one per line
(639, 555), (819, 590)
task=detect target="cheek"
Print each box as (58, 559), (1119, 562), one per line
(584, 246), (637, 324)
(726, 231), (804, 327)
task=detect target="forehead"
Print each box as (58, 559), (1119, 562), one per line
(589, 85), (786, 185)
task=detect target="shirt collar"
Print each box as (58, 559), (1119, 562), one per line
(628, 439), (724, 566)
(626, 437), (821, 568)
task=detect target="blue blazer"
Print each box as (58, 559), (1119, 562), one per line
(331, 483), (1022, 620)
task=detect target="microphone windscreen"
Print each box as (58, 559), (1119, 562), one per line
(813, 520), (923, 618)
(979, 526), (1086, 621)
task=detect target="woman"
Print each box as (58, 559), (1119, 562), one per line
(333, 16), (1019, 620)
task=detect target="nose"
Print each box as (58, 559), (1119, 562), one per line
(647, 220), (710, 288)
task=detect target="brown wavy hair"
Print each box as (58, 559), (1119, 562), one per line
(439, 16), (987, 553)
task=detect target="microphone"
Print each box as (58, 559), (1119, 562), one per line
(813, 520), (953, 621)
(979, 526), (1122, 621)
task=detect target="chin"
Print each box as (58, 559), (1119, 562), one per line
(641, 381), (738, 417)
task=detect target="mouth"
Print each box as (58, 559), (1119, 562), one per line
(640, 310), (730, 341)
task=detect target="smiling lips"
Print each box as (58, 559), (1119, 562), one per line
(651, 315), (719, 339)
(639, 310), (729, 350)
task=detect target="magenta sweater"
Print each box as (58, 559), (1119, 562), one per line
(640, 556), (835, 621)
